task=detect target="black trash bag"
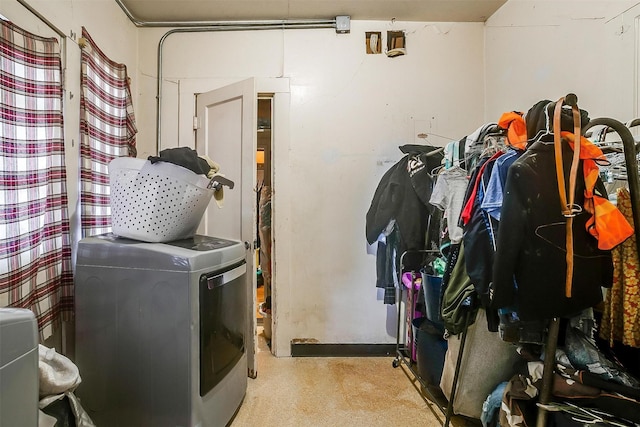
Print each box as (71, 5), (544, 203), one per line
(41, 395), (75, 427)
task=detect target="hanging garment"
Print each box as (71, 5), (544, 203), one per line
(492, 139), (613, 321)
(375, 223), (400, 305)
(498, 111), (527, 150)
(443, 139), (466, 169)
(460, 151), (504, 226)
(429, 166), (469, 244)
(523, 99), (590, 145)
(79, 27), (137, 238)
(465, 123), (499, 156)
(0, 20), (74, 340)
(440, 242), (462, 297)
(601, 189), (640, 348)
(462, 155), (502, 331)
(480, 148), (524, 221)
(440, 244), (477, 335)
(560, 132), (633, 250)
(258, 185), (272, 293)
(365, 146), (443, 271)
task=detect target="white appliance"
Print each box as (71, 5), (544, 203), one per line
(0, 308), (38, 427)
(75, 234), (248, 427)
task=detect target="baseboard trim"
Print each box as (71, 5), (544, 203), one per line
(290, 343), (396, 357)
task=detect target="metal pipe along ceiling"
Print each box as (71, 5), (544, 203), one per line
(114, 0), (337, 153)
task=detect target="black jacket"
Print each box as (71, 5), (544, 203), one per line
(365, 146), (442, 247)
(491, 139), (612, 320)
(462, 156), (500, 331)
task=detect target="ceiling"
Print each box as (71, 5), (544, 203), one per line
(116, 0), (509, 24)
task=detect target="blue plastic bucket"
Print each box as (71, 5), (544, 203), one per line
(421, 273), (444, 327)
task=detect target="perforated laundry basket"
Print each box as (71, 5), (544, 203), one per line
(108, 157), (215, 242)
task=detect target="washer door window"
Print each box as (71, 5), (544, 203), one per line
(199, 261), (247, 396)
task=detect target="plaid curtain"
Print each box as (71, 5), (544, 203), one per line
(79, 27), (137, 237)
(0, 20), (74, 339)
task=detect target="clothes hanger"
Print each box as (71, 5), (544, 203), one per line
(526, 100), (555, 145)
(532, 95), (587, 147)
(423, 146), (444, 157)
(479, 141), (499, 159)
(430, 164), (444, 177)
(626, 117), (640, 128)
(588, 118), (640, 153)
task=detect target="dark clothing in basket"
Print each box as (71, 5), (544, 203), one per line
(148, 147), (211, 176)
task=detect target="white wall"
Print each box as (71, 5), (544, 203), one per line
(12, 0), (638, 359)
(485, 0), (640, 122)
(137, 21), (486, 356)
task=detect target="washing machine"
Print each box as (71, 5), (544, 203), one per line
(75, 233), (248, 427)
(0, 308), (38, 427)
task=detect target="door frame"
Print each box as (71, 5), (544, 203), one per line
(258, 81), (291, 357)
(169, 77), (291, 362)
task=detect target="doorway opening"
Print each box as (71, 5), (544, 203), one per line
(256, 95), (273, 350)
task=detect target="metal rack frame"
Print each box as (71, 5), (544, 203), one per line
(535, 114), (640, 427)
(392, 249), (475, 427)
(391, 100), (640, 427)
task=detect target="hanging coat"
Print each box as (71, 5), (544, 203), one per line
(365, 146), (443, 270)
(491, 140), (613, 321)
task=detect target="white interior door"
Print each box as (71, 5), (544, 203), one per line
(195, 78), (258, 377)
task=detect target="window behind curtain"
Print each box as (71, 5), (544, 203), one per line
(79, 27), (137, 238)
(0, 20), (73, 339)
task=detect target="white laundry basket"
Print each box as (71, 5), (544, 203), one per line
(108, 157), (215, 242)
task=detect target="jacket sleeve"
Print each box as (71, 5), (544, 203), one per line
(365, 162), (400, 244)
(491, 162), (528, 309)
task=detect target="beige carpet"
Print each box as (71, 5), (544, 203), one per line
(230, 330), (446, 427)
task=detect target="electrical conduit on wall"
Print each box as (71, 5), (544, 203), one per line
(113, 0), (341, 153)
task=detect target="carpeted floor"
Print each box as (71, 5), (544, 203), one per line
(229, 329), (447, 427)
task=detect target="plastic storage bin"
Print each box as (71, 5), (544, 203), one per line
(109, 157), (215, 242)
(413, 317), (447, 387)
(421, 272), (444, 328)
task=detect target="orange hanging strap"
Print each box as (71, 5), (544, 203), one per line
(553, 98), (582, 298)
(554, 101), (568, 214)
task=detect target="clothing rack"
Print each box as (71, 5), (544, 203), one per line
(391, 124), (506, 427)
(392, 249), (445, 419)
(585, 117), (640, 257)
(534, 111), (640, 427)
(392, 252), (476, 427)
(389, 103), (640, 426)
